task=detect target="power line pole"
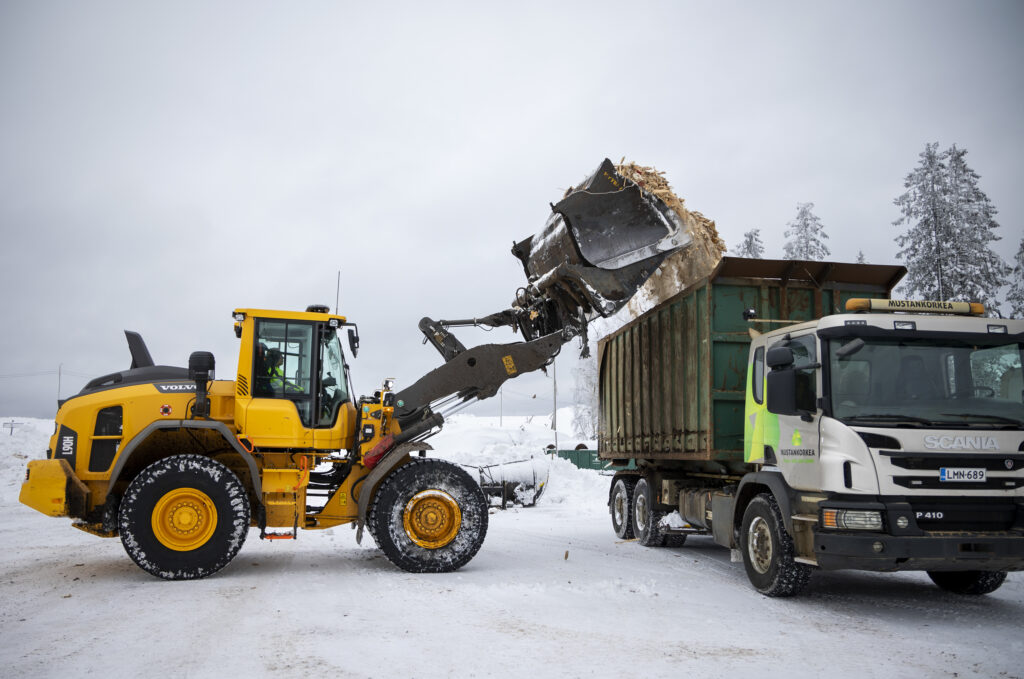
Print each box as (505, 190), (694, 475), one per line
(552, 357), (558, 452)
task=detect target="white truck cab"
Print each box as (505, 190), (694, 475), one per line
(753, 299), (1023, 586)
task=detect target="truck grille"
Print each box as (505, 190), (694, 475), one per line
(881, 450), (1024, 491)
(882, 451), (1023, 472)
(892, 476), (1024, 490)
(908, 499), (1021, 531)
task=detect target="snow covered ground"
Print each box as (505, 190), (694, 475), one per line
(2, 413), (1022, 679)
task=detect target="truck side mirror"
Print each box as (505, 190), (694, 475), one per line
(766, 369), (798, 416)
(348, 328), (360, 358)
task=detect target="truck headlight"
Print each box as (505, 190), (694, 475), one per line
(822, 509), (883, 530)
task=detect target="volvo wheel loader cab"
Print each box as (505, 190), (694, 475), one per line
(20, 157), (692, 580)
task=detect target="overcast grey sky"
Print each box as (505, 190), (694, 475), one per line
(1, 1), (1022, 423)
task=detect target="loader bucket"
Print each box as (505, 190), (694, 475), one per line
(511, 158), (690, 320)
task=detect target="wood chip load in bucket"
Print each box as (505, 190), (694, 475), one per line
(613, 159), (727, 319)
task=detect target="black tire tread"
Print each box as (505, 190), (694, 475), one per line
(740, 493), (811, 597)
(368, 458), (488, 573)
(633, 477), (669, 547)
(118, 454), (250, 580)
(610, 475), (637, 540)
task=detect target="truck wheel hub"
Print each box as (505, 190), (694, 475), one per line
(613, 492), (627, 526)
(403, 490), (461, 549)
(634, 494), (648, 532)
(152, 489), (218, 552)
(748, 516), (773, 574)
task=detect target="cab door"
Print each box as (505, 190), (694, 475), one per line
(770, 331), (823, 491)
(243, 319), (315, 448)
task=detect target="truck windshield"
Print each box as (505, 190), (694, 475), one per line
(828, 336), (1024, 428)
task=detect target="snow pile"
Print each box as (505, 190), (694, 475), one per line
(429, 407), (607, 510)
(0, 417), (51, 489)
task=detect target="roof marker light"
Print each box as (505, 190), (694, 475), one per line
(845, 298), (985, 315)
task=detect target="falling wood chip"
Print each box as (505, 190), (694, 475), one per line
(615, 159), (726, 318)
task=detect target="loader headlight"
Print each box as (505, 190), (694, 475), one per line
(822, 509), (883, 531)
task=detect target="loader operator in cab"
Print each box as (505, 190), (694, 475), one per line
(267, 348), (303, 394)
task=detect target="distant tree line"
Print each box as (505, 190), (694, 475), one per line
(730, 142), (1023, 318)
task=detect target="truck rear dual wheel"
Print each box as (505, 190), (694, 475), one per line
(630, 478), (686, 547)
(368, 458), (488, 573)
(610, 476), (636, 539)
(119, 454), (250, 580)
(740, 493), (811, 597)
(927, 570), (1007, 595)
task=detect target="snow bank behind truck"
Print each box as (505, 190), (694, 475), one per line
(599, 256), (1024, 596)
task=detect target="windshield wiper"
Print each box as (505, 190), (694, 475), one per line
(938, 413), (1024, 427)
(841, 414), (937, 427)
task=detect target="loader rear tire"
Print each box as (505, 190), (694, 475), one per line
(119, 454), (250, 580)
(368, 458), (487, 573)
(610, 476), (636, 539)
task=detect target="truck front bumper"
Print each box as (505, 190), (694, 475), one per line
(814, 531), (1024, 572)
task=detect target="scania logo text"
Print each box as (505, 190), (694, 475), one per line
(922, 435), (998, 451)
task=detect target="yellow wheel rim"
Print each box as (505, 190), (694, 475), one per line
(151, 488), (218, 552)
(402, 490), (461, 549)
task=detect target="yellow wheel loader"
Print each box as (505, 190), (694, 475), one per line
(19, 159), (691, 579)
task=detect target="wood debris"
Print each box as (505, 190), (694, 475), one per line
(615, 158), (727, 316)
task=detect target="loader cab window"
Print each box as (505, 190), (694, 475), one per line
(254, 320), (315, 426)
(317, 328), (351, 427)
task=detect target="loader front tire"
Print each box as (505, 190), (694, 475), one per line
(119, 454), (250, 580)
(368, 458), (487, 573)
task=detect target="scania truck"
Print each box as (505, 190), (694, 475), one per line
(600, 257), (1024, 596)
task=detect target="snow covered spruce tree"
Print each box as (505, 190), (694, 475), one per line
(856, 250), (866, 264)
(783, 202), (830, 260)
(1008, 237), (1024, 318)
(734, 228), (765, 258)
(572, 355), (599, 440)
(893, 142), (1008, 309)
